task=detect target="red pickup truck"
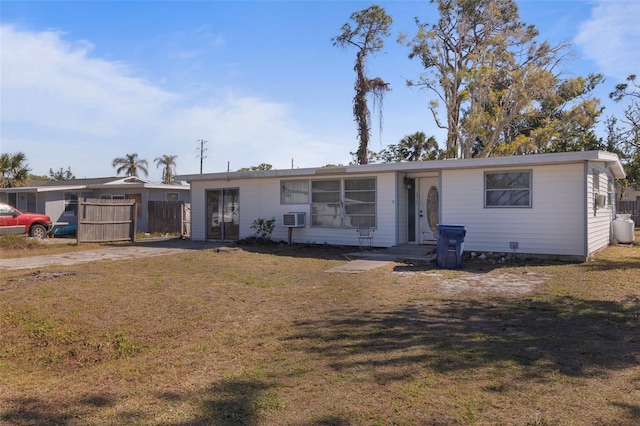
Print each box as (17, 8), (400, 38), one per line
(0, 202), (53, 239)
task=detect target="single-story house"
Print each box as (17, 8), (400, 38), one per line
(176, 150), (625, 261)
(0, 176), (190, 233)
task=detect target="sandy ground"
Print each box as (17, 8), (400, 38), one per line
(0, 239), (227, 270)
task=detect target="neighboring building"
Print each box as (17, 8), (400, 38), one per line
(0, 177), (190, 233)
(176, 151), (625, 261)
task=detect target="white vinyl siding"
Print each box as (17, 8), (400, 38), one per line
(189, 173), (396, 247)
(586, 162), (615, 255)
(442, 164), (586, 257)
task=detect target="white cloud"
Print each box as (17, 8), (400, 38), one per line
(575, 0), (640, 82)
(0, 25), (342, 181)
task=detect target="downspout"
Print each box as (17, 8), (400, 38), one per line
(394, 172), (401, 246)
(583, 162), (589, 260)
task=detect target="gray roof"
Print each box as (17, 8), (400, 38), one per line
(176, 150), (626, 182)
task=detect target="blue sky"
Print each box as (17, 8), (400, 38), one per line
(1, 0), (639, 182)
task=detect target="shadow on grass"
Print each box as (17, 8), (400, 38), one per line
(164, 378), (353, 426)
(1, 393), (120, 425)
(286, 296), (640, 380)
(579, 254), (640, 271)
(167, 378), (270, 426)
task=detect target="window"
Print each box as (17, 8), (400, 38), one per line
(0, 204), (15, 216)
(311, 180), (342, 227)
(280, 180), (309, 204)
(344, 178), (376, 227)
(311, 178), (376, 227)
(63, 192), (78, 216)
(166, 192), (179, 201)
(593, 168), (600, 193)
(485, 171), (531, 207)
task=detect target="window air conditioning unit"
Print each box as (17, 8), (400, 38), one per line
(595, 194), (607, 209)
(283, 212), (306, 227)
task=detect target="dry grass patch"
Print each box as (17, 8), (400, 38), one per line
(1, 239), (639, 425)
(0, 234), (103, 258)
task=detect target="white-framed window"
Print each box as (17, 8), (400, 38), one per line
(100, 194), (112, 200)
(485, 170), (532, 207)
(344, 178), (376, 227)
(280, 180), (309, 204)
(311, 178), (376, 227)
(113, 195), (125, 200)
(311, 180), (342, 227)
(166, 192), (179, 201)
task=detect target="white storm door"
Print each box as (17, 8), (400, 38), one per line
(418, 177), (439, 243)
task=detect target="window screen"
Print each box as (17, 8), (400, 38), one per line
(485, 171), (531, 207)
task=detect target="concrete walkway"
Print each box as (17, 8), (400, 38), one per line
(325, 259), (393, 273)
(326, 244), (436, 273)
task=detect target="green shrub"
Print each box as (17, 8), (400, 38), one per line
(250, 217), (276, 241)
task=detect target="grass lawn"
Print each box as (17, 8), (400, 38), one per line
(1, 235), (639, 425)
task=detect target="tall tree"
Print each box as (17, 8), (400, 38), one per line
(0, 152), (30, 188)
(154, 155), (178, 184)
(610, 74), (640, 152)
(405, 0), (596, 158)
(49, 167), (76, 181)
(112, 153), (148, 178)
(609, 74), (640, 191)
(333, 5), (392, 165)
(237, 163), (273, 172)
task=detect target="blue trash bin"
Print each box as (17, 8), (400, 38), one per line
(436, 224), (467, 269)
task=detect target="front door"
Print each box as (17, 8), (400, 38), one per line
(418, 177), (439, 243)
(206, 188), (239, 240)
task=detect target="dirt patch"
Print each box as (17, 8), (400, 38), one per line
(439, 271), (551, 296)
(393, 267), (551, 297)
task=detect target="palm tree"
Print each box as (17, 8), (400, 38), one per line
(0, 152), (30, 188)
(112, 153), (148, 177)
(154, 154), (178, 184)
(398, 132), (439, 161)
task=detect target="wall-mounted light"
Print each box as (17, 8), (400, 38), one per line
(403, 177), (413, 190)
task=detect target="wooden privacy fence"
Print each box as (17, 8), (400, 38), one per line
(616, 200), (640, 226)
(77, 198), (137, 243)
(148, 201), (191, 237)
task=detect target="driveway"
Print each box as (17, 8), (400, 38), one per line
(0, 239), (231, 270)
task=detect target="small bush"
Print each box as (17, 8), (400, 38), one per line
(250, 217), (276, 241)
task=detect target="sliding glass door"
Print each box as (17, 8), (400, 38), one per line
(206, 188), (239, 240)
